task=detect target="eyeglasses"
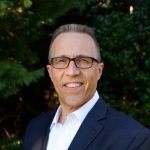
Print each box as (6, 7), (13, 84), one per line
(49, 56), (99, 69)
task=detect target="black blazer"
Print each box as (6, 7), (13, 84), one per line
(22, 97), (150, 150)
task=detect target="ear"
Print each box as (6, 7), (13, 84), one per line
(97, 63), (104, 80)
(46, 64), (52, 79)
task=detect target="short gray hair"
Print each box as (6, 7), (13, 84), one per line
(48, 24), (101, 62)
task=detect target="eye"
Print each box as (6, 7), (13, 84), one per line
(53, 57), (67, 63)
(52, 57), (69, 67)
(76, 57), (92, 64)
(57, 58), (68, 62)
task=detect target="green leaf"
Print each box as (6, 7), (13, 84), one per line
(23, 0), (32, 9)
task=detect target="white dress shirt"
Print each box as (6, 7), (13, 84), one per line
(46, 91), (99, 150)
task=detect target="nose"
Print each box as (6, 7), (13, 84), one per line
(65, 60), (80, 76)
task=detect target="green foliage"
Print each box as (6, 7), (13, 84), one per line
(0, 61), (44, 99)
(22, 0), (32, 9)
(0, 0), (150, 148)
(0, 0), (88, 148)
(94, 10), (150, 125)
(0, 135), (22, 150)
(0, 0), (86, 99)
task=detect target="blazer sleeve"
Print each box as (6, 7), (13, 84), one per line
(127, 128), (150, 150)
(21, 121), (33, 150)
(21, 112), (55, 150)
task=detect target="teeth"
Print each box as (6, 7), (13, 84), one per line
(65, 83), (81, 88)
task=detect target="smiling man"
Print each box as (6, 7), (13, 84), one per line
(22, 24), (150, 150)
(47, 29), (103, 121)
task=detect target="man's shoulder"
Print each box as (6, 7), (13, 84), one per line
(107, 106), (150, 133)
(27, 111), (55, 129)
(96, 96), (149, 131)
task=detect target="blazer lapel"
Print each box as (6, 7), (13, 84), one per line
(41, 112), (56, 150)
(68, 98), (107, 150)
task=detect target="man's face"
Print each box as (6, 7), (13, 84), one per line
(47, 32), (104, 112)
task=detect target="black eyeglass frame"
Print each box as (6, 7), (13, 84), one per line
(49, 56), (100, 69)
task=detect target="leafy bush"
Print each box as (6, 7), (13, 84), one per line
(0, 135), (22, 150)
(94, 11), (150, 127)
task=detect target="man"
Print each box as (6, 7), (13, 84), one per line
(22, 24), (150, 150)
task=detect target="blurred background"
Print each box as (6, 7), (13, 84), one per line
(0, 0), (150, 149)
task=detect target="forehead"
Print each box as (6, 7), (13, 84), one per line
(50, 32), (98, 58)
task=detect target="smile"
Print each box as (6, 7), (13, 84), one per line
(64, 82), (83, 88)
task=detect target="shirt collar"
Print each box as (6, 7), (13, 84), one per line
(50, 106), (62, 128)
(50, 91), (99, 128)
(72, 91), (99, 122)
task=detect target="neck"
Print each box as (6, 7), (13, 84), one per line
(58, 106), (75, 124)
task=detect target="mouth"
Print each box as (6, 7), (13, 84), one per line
(64, 82), (83, 88)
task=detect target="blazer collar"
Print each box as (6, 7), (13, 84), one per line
(42, 97), (108, 150)
(68, 97), (108, 150)
(41, 112), (56, 150)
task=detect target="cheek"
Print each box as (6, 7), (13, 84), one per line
(50, 74), (61, 94)
(85, 71), (99, 87)
(51, 72), (59, 84)
(50, 70), (63, 88)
